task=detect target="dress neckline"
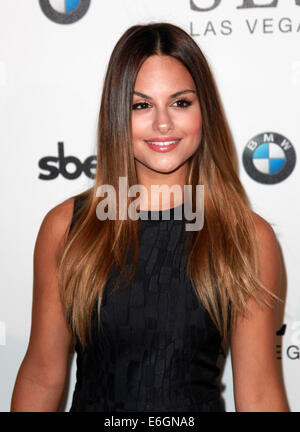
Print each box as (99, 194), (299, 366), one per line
(138, 202), (184, 220)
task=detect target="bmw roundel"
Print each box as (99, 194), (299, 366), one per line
(39, 0), (91, 24)
(242, 132), (296, 184)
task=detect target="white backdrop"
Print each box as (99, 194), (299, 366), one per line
(0, 0), (299, 412)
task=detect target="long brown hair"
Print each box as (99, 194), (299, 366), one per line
(58, 22), (281, 349)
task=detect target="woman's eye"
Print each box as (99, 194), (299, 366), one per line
(132, 99), (192, 110)
(173, 99), (192, 108)
(132, 102), (151, 110)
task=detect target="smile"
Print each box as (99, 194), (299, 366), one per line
(144, 138), (181, 153)
(146, 139), (180, 146)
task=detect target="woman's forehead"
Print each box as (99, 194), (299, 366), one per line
(134, 55), (195, 93)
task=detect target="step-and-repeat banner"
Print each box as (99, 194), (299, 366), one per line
(0, 0), (299, 412)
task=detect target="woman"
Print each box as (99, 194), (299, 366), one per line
(11, 22), (288, 412)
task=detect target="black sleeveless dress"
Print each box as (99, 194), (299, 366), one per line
(68, 195), (225, 412)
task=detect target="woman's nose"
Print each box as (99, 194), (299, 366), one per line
(152, 107), (174, 134)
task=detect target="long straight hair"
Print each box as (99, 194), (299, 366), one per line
(58, 23), (281, 349)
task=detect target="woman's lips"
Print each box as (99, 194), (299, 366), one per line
(145, 138), (181, 152)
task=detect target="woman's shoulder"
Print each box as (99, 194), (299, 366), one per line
(35, 191), (90, 265)
(34, 199), (75, 266)
(250, 210), (277, 243)
(250, 210), (280, 272)
(44, 188), (91, 232)
(37, 190), (90, 249)
(43, 196), (75, 235)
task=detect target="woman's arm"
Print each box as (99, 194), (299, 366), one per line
(230, 211), (289, 412)
(10, 198), (75, 412)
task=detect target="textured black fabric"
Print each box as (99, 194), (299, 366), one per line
(68, 195), (225, 412)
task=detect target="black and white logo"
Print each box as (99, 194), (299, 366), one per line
(38, 142), (96, 180)
(39, 0), (91, 24)
(242, 132), (296, 184)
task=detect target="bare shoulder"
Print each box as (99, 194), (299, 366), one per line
(251, 210), (276, 236)
(39, 188), (91, 242)
(35, 197), (75, 263)
(40, 197), (75, 235)
(250, 210), (280, 256)
(43, 197), (75, 235)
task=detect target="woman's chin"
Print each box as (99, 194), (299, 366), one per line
(147, 160), (185, 174)
(135, 157), (187, 177)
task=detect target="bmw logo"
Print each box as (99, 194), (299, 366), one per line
(39, 0), (91, 24)
(242, 132), (296, 184)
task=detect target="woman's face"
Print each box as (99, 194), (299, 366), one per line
(132, 55), (202, 181)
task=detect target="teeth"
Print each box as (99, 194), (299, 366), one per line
(147, 140), (179, 146)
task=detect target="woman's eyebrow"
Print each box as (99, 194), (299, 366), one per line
(133, 89), (196, 100)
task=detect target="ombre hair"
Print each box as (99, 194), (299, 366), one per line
(58, 22), (280, 348)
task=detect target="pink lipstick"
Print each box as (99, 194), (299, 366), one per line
(145, 137), (181, 153)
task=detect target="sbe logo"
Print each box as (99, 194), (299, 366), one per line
(242, 132), (296, 184)
(39, 0), (91, 24)
(38, 142), (96, 180)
